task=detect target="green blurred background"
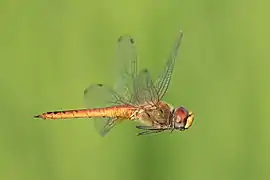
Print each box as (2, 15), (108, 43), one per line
(1, 0), (270, 179)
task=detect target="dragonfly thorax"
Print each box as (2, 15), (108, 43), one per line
(172, 106), (194, 131)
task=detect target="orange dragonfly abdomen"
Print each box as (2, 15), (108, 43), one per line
(34, 105), (136, 120)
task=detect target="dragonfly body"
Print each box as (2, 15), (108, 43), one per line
(35, 31), (195, 136)
(133, 101), (172, 127)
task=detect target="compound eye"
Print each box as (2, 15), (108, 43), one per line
(175, 107), (188, 120)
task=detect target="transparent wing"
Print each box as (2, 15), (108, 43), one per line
(114, 35), (161, 106)
(84, 35), (139, 136)
(155, 30), (183, 100)
(114, 35), (138, 103)
(132, 69), (159, 106)
(84, 84), (128, 136)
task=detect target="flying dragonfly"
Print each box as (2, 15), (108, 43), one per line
(34, 30), (195, 136)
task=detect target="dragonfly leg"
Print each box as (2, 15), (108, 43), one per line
(136, 125), (154, 130)
(137, 129), (165, 136)
(136, 125), (168, 131)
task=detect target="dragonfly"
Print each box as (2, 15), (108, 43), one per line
(34, 30), (195, 136)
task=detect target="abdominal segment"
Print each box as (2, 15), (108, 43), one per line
(35, 105), (135, 120)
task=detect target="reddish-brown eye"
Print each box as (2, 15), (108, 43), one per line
(175, 107), (188, 121)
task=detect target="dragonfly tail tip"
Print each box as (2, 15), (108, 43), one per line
(34, 115), (40, 118)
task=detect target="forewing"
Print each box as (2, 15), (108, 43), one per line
(155, 30), (183, 100)
(132, 69), (159, 106)
(114, 35), (138, 104)
(84, 35), (139, 136)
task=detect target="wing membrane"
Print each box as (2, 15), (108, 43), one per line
(84, 35), (139, 136)
(132, 69), (159, 106)
(114, 35), (138, 103)
(155, 30), (183, 100)
(84, 84), (127, 136)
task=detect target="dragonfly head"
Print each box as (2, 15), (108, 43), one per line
(172, 106), (194, 131)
